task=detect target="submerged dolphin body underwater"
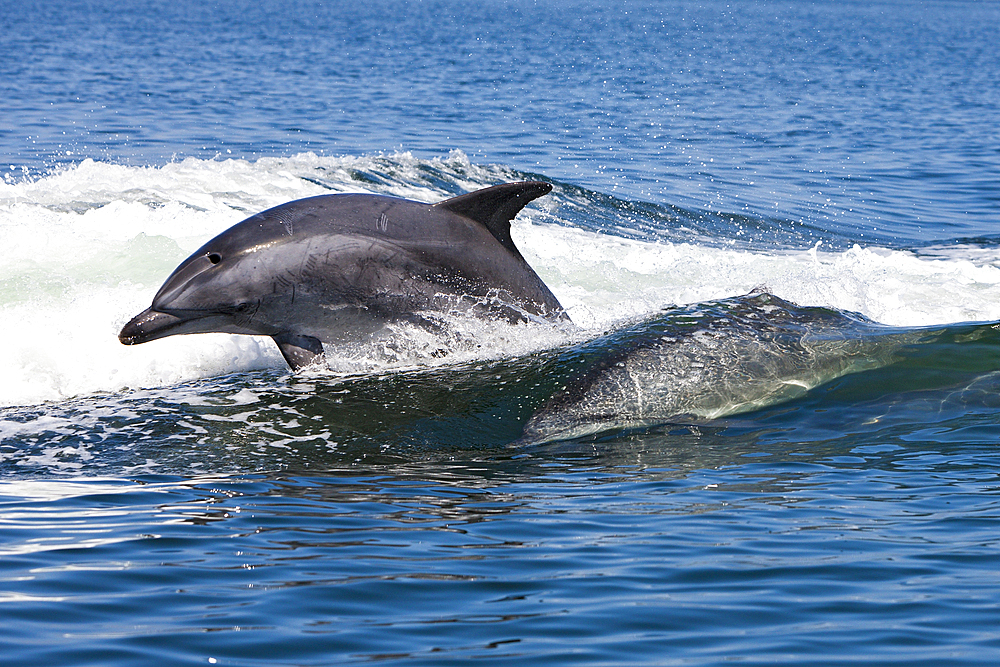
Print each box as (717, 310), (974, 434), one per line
(120, 182), (565, 370)
(520, 292), (934, 443)
(120, 183), (996, 443)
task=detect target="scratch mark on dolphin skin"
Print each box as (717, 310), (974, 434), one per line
(243, 300), (262, 326)
(376, 213), (389, 232)
(274, 209), (296, 236)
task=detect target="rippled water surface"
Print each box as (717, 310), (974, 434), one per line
(4, 431), (1000, 665)
(3, 0), (1000, 664)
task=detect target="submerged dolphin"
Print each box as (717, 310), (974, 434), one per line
(119, 182), (565, 370)
(520, 292), (927, 443)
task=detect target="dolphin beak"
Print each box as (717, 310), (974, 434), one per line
(119, 308), (193, 345)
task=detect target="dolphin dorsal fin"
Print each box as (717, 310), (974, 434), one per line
(434, 181), (552, 255)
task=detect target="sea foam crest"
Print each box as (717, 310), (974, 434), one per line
(521, 225), (1000, 329)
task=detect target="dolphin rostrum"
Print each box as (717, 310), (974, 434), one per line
(119, 181), (565, 370)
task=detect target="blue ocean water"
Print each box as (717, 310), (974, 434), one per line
(3, 0), (1000, 664)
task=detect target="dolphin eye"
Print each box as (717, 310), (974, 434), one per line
(207, 252), (222, 265)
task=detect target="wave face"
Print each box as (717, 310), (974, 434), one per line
(2, 152), (1000, 414)
(1, 152), (998, 451)
(523, 293), (1000, 442)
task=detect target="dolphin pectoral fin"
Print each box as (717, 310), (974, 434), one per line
(272, 333), (325, 371)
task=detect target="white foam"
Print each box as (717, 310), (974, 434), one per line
(517, 223), (1000, 329)
(2, 154), (999, 408)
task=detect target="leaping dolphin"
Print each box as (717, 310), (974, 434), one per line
(119, 182), (565, 370)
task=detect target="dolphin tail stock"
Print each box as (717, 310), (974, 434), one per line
(272, 333), (325, 371)
(434, 181), (552, 256)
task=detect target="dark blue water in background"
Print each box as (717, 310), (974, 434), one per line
(3, 1), (1000, 664)
(6, 0), (999, 244)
